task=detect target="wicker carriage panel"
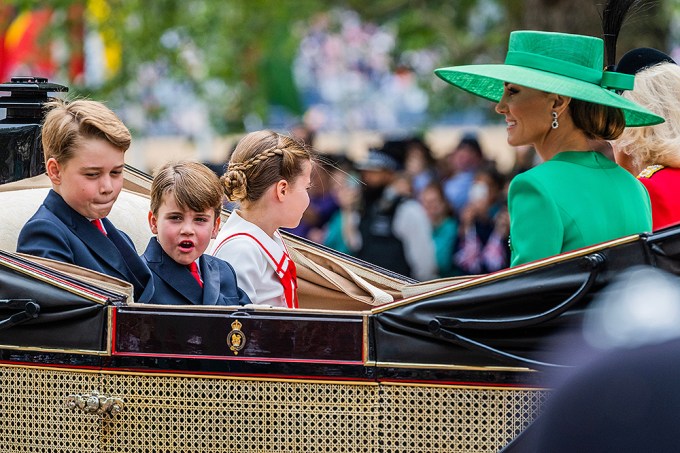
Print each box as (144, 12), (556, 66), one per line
(0, 366), (102, 452)
(101, 374), (380, 453)
(0, 366), (547, 452)
(379, 384), (548, 452)
(100, 374), (546, 453)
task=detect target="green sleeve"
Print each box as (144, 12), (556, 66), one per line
(508, 172), (563, 266)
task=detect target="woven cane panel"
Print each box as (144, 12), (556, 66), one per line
(379, 385), (548, 452)
(0, 366), (547, 452)
(0, 365), (102, 452)
(101, 375), (379, 452)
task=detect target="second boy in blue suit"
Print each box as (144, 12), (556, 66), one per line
(142, 161), (250, 306)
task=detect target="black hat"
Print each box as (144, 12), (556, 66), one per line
(355, 148), (401, 172)
(616, 47), (677, 75)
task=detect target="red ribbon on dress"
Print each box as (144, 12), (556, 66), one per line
(276, 253), (299, 309)
(215, 232), (298, 308)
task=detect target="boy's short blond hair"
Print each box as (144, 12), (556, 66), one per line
(150, 161), (224, 220)
(41, 98), (131, 164)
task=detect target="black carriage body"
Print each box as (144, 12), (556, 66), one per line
(0, 228), (678, 452)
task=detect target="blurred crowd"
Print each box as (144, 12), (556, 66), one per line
(276, 128), (539, 281)
(293, 9), (436, 134)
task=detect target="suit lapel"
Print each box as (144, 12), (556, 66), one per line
(147, 239), (203, 304)
(43, 190), (131, 277)
(104, 219), (148, 291)
(199, 256), (220, 306)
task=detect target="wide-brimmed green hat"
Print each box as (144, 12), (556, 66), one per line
(434, 30), (664, 127)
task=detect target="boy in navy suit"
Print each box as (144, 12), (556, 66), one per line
(17, 99), (154, 302)
(143, 161), (250, 306)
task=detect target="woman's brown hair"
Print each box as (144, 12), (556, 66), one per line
(570, 98), (626, 140)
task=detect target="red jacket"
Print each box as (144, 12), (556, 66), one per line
(639, 165), (680, 231)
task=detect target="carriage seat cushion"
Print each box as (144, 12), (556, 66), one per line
(0, 188), (153, 254)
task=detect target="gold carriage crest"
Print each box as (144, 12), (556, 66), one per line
(227, 319), (246, 355)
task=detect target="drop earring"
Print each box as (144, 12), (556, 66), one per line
(551, 111), (559, 129)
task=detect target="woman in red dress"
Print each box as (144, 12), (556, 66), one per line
(614, 49), (680, 230)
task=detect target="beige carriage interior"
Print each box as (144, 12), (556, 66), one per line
(0, 167), (474, 311)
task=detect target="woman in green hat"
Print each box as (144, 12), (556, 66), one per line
(435, 31), (663, 267)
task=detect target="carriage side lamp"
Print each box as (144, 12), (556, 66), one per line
(0, 76), (68, 184)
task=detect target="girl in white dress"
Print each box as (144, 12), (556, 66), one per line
(211, 130), (313, 308)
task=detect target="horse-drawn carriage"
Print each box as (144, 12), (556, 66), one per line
(1, 78), (677, 452)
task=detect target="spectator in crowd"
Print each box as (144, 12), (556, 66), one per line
(322, 164), (362, 255)
(294, 10), (430, 132)
(290, 122), (316, 148)
(435, 30), (661, 266)
(419, 182), (459, 278)
(454, 165), (510, 274)
(613, 49), (680, 231)
(284, 158), (339, 239)
(442, 133), (485, 213)
(511, 145), (539, 175)
(350, 146), (437, 281)
(404, 137), (438, 197)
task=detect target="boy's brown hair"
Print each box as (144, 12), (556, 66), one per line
(41, 98), (131, 164)
(150, 161), (224, 220)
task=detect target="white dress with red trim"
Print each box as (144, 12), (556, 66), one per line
(210, 210), (298, 308)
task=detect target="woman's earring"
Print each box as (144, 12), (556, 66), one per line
(551, 111), (559, 129)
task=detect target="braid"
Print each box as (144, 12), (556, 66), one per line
(227, 147), (283, 172)
(221, 168), (248, 202)
(223, 130), (313, 204)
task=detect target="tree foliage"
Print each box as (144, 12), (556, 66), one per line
(2, 0), (673, 133)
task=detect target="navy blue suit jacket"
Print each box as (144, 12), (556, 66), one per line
(142, 237), (250, 306)
(17, 189), (154, 303)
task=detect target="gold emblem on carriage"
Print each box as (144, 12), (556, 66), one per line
(227, 319), (246, 355)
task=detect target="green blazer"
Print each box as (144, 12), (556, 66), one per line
(508, 151), (652, 266)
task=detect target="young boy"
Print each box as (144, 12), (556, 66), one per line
(17, 99), (154, 303)
(143, 160), (250, 306)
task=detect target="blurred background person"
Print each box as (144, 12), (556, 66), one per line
(351, 146), (437, 281)
(404, 137), (438, 198)
(419, 182), (459, 278)
(320, 162), (362, 255)
(442, 133), (485, 214)
(453, 165), (510, 275)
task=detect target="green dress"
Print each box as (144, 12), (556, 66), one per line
(508, 151), (652, 266)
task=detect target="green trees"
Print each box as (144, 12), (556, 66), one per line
(1, 0), (673, 133)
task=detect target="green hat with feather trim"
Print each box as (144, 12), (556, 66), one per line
(434, 30), (664, 127)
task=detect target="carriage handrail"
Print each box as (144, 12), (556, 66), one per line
(430, 253), (605, 331)
(0, 299), (40, 331)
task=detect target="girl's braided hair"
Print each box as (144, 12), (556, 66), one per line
(222, 130), (313, 203)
